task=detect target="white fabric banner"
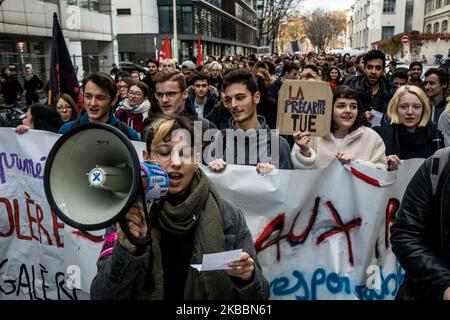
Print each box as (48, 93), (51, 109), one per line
(0, 128), (424, 300)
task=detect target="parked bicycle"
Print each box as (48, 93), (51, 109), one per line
(0, 104), (26, 127)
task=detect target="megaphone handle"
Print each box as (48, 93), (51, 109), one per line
(119, 196), (152, 247)
(119, 217), (152, 247)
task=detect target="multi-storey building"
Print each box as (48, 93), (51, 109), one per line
(0, 0), (118, 82)
(115, 0), (257, 64)
(420, 0), (450, 62)
(158, 0), (257, 60)
(349, 0), (425, 51)
(424, 0), (450, 33)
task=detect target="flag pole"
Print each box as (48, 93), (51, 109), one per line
(172, 0), (178, 63)
(154, 36), (158, 60)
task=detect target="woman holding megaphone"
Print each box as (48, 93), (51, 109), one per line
(90, 115), (269, 300)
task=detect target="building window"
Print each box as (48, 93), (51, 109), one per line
(159, 6), (171, 34)
(434, 22), (440, 33)
(382, 26), (395, 39)
(77, 0), (99, 12)
(120, 52), (135, 62)
(405, 0), (414, 32)
(426, 0), (434, 14)
(182, 6), (193, 34)
(117, 9), (131, 15)
(383, 0), (396, 13)
(436, 0), (442, 8)
(405, 0), (414, 16)
(442, 20), (448, 32)
(158, 5), (193, 35)
(426, 24), (432, 33)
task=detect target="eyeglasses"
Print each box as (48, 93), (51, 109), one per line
(119, 84), (128, 89)
(128, 90), (143, 97)
(155, 91), (181, 99)
(163, 64), (173, 68)
(56, 105), (72, 111)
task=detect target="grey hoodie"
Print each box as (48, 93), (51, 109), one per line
(207, 115), (293, 169)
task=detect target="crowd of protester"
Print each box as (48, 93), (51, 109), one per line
(2, 47), (450, 300)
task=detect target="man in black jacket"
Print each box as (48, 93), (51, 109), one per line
(348, 50), (396, 126)
(187, 72), (218, 119)
(268, 60), (300, 104)
(0, 67), (23, 107)
(24, 67), (43, 106)
(391, 148), (450, 300)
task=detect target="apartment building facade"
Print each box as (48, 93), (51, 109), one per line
(349, 0), (424, 51)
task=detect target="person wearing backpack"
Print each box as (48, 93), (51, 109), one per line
(58, 72), (140, 141)
(391, 147), (450, 300)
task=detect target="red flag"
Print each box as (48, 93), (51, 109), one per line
(196, 33), (203, 67)
(49, 12), (83, 111)
(158, 35), (172, 69)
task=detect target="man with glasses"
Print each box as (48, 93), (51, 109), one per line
(153, 71), (189, 116)
(187, 73), (218, 119)
(59, 72), (140, 141)
(142, 70), (216, 140)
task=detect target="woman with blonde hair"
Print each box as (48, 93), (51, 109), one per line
(376, 85), (443, 170)
(254, 67), (272, 89)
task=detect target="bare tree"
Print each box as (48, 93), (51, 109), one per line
(303, 9), (347, 53)
(258, 0), (300, 52)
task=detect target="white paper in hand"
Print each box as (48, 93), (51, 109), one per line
(191, 249), (242, 272)
(370, 109), (384, 127)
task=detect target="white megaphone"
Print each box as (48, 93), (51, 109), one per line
(44, 123), (169, 246)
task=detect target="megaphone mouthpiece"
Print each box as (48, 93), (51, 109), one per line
(88, 165), (132, 193)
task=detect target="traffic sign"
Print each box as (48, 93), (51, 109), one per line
(402, 35), (409, 44)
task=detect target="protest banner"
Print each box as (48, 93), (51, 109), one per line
(276, 80), (333, 136)
(0, 128), (423, 299)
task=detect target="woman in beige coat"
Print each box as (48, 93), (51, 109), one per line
(291, 86), (388, 170)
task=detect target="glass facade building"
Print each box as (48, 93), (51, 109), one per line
(157, 0), (257, 61)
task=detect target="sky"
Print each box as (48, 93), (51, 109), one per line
(298, 0), (354, 12)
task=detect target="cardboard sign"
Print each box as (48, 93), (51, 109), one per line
(276, 80), (333, 136)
